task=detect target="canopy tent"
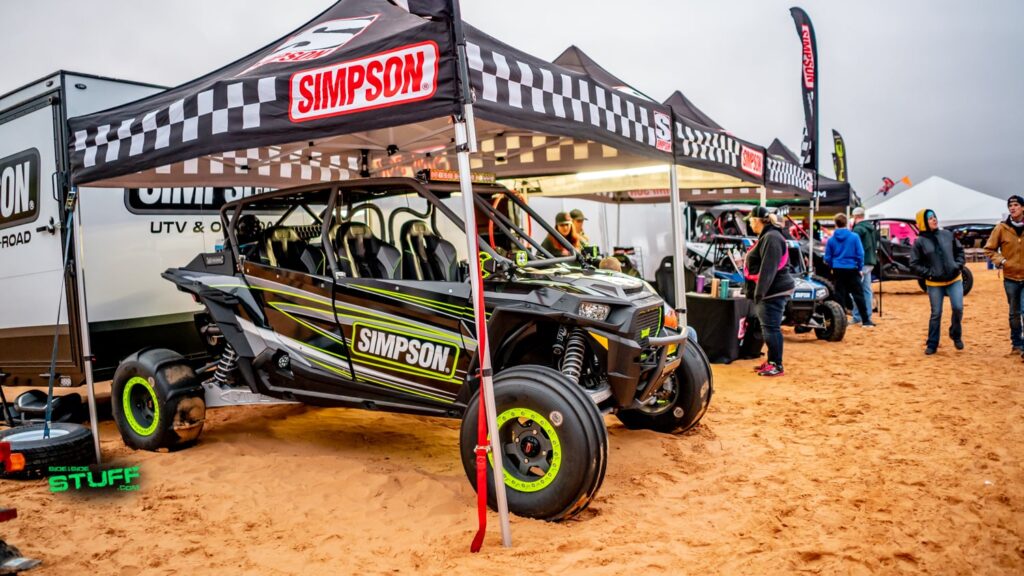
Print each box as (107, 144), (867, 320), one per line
(767, 138), (860, 207)
(866, 176), (1007, 226)
(67, 0), (719, 549)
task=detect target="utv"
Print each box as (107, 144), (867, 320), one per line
(686, 236), (846, 342)
(110, 177), (713, 521)
(807, 218), (974, 296)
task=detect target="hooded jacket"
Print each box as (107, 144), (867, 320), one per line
(910, 209), (965, 286)
(983, 216), (1024, 281)
(852, 220), (879, 266)
(744, 224), (796, 302)
(824, 228), (865, 270)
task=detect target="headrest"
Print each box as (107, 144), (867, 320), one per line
(344, 223), (374, 239)
(406, 220), (432, 237)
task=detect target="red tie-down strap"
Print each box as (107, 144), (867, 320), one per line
(470, 264), (491, 553)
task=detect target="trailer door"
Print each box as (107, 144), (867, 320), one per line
(0, 98), (77, 384)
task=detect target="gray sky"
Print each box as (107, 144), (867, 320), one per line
(2, 0), (1021, 202)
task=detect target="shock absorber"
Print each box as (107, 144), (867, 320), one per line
(552, 325), (568, 357)
(212, 344), (239, 387)
(559, 328), (586, 384)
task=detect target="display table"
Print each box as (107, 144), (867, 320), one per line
(685, 293), (759, 364)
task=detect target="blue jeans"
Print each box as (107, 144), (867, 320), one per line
(926, 280), (963, 349)
(852, 265), (873, 323)
(756, 296), (788, 366)
(1005, 278), (1024, 348)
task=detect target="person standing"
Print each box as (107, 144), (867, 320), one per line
(825, 213), (874, 327)
(570, 209), (591, 246)
(541, 211), (580, 256)
(910, 208), (966, 355)
(851, 207), (878, 325)
(743, 207), (795, 377)
(983, 194), (1024, 357)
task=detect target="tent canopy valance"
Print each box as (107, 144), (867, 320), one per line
(68, 0), (675, 189)
(767, 138), (859, 207)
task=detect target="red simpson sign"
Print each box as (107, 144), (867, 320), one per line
(800, 24), (815, 89)
(289, 41), (439, 122)
(740, 145), (764, 178)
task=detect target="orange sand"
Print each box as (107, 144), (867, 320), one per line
(3, 264), (1022, 575)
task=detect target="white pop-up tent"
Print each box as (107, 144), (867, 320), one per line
(867, 176), (1008, 225)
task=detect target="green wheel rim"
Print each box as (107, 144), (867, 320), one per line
(123, 376), (160, 437)
(488, 407), (562, 493)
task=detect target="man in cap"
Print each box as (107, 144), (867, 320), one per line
(910, 208), (966, 355)
(570, 208), (591, 246)
(541, 211), (580, 257)
(983, 194), (1024, 357)
(851, 207), (878, 325)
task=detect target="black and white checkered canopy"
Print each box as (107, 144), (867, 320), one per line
(68, 0), (675, 188)
(767, 138), (854, 206)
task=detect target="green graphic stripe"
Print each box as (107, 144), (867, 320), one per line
(350, 284), (488, 319)
(269, 303), (349, 355)
(305, 356), (452, 404)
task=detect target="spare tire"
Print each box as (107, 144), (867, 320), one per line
(0, 423), (95, 479)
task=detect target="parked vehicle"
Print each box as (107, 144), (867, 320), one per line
(110, 177), (714, 521)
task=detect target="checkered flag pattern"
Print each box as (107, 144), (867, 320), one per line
(800, 126), (813, 167)
(141, 145), (354, 182)
(676, 124), (740, 167)
(73, 77), (277, 170)
(767, 156), (814, 193)
(466, 42), (659, 152)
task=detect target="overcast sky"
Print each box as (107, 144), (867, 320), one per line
(2, 0), (1021, 202)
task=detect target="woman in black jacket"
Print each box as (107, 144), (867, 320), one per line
(910, 208), (966, 354)
(744, 207), (796, 376)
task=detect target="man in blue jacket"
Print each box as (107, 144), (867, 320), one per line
(824, 213), (874, 327)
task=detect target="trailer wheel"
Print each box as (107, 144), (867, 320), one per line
(0, 423), (95, 479)
(616, 340), (713, 434)
(815, 301), (848, 342)
(112, 349), (206, 451)
(459, 365), (607, 521)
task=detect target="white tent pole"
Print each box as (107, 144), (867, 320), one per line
(454, 110), (512, 548)
(807, 202), (816, 276)
(759, 186), (767, 207)
(669, 166), (688, 327)
(70, 188), (101, 463)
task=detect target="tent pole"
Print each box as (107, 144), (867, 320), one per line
(454, 114), (512, 548)
(70, 189), (101, 463)
(759, 186), (767, 207)
(807, 202), (816, 277)
(669, 166), (688, 327)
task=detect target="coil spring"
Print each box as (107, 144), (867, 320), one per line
(213, 345), (239, 386)
(559, 328), (586, 384)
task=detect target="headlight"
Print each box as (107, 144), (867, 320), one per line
(815, 288), (827, 299)
(577, 302), (611, 321)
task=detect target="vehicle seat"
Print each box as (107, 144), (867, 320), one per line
(334, 222), (401, 279)
(262, 226), (325, 275)
(399, 220), (459, 281)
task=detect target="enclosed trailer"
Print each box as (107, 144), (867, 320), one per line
(0, 71), (235, 388)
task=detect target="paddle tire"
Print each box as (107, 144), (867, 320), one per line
(616, 341), (714, 433)
(0, 423), (95, 479)
(459, 365), (607, 521)
(815, 300), (848, 342)
(112, 348), (206, 451)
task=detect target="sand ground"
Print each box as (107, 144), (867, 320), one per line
(3, 263), (1022, 575)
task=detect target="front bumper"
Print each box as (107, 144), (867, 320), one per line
(590, 328), (689, 408)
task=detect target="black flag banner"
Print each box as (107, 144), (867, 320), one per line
(790, 7), (818, 173)
(832, 129), (847, 182)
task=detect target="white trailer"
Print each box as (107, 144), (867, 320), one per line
(0, 72), (243, 388)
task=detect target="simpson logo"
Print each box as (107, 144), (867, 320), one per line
(353, 324), (457, 377)
(740, 145), (765, 178)
(800, 24), (815, 89)
(290, 41), (438, 122)
(653, 111), (672, 153)
(0, 148), (39, 231)
(125, 186), (274, 214)
(246, 16), (379, 72)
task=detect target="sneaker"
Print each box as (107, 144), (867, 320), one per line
(954, 340), (965, 350)
(757, 362), (785, 377)
(1012, 345), (1023, 355)
(925, 348), (937, 355)
(862, 321), (877, 328)
(752, 361), (769, 372)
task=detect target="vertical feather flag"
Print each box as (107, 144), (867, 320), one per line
(790, 7), (819, 175)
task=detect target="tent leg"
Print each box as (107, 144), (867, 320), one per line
(807, 203), (816, 277)
(454, 114), (511, 548)
(669, 166), (688, 328)
(759, 186), (767, 207)
(72, 199), (101, 464)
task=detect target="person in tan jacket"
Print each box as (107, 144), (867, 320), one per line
(983, 194), (1024, 356)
